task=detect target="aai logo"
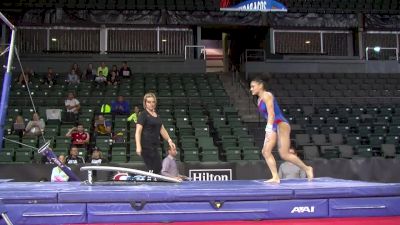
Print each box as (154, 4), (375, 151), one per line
(290, 206), (315, 214)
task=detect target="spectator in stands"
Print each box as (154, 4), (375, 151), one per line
(111, 96), (130, 115)
(111, 64), (120, 77)
(66, 123), (90, 146)
(25, 112), (45, 137)
(65, 145), (85, 164)
(12, 115), (25, 137)
(66, 68), (80, 84)
(71, 63), (82, 79)
(89, 147), (108, 164)
(135, 93), (176, 174)
(119, 61), (132, 78)
(161, 146), (186, 181)
(127, 105), (140, 123)
(278, 147), (306, 179)
(97, 62), (109, 78)
(51, 154), (69, 182)
(17, 68), (33, 86)
(100, 103), (111, 114)
(85, 63), (95, 81)
(94, 114), (112, 136)
(250, 78), (313, 183)
(42, 67), (56, 85)
(95, 70), (107, 85)
(64, 92), (80, 122)
(107, 71), (120, 86)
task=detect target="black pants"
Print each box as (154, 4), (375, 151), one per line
(141, 147), (162, 174)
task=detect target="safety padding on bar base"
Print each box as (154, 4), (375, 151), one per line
(87, 199), (328, 223)
(0, 204), (86, 225)
(0, 192), (58, 204)
(329, 197), (400, 218)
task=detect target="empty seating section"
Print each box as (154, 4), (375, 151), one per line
(271, 73), (400, 159)
(2, 73), (258, 163)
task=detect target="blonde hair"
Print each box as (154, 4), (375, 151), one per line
(143, 92), (157, 109)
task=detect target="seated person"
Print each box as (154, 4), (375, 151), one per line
(64, 92), (80, 122)
(17, 68), (33, 86)
(51, 154), (70, 182)
(95, 62), (108, 84)
(25, 113), (45, 137)
(107, 71), (119, 86)
(12, 115), (25, 137)
(89, 147), (108, 164)
(110, 64), (120, 77)
(278, 147), (307, 179)
(66, 123), (90, 146)
(94, 114), (112, 136)
(85, 63), (95, 81)
(111, 96), (130, 115)
(161, 147), (187, 181)
(71, 63), (82, 79)
(97, 62), (109, 77)
(66, 68), (80, 84)
(94, 70), (107, 84)
(119, 61), (132, 78)
(127, 106), (140, 123)
(42, 67), (56, 85)
(65, 145), (85, 164)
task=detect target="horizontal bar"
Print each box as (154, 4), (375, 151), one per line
(80, 166), (181, 183)
(0, 12), (16, 30)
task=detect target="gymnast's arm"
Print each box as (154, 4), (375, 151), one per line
(262, 92), (275, 128)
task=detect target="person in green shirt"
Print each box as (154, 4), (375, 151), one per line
(97, 62), (109, 77)
(127, 106), (140, 123)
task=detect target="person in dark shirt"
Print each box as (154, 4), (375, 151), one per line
(65, 145), (85, 164)
(119, 61), (132, 78)
(135, 93), (176, 174)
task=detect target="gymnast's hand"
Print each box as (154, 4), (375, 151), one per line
(136, 147), (142, 156)
(265, 124), (273, 142)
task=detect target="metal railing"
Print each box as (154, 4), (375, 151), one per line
(184, 45), (206, 60)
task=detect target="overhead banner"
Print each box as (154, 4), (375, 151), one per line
(220, 0), (287, 12)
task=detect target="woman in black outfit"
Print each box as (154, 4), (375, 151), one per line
(135, 93), (176, 174)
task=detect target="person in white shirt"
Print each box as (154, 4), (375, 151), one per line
(66, 69), (80, 84)
(25, 113), (45, 137)
(64, 92), (80, 122)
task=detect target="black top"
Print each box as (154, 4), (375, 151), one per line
(137, 110), (162, 147)
(65, 155), (85, 164)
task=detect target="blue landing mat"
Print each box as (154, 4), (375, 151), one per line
(0, 178), (400, 224)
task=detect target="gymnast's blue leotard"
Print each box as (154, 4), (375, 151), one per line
(258, 95), (289, 132)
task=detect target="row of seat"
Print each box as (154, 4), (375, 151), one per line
(295, 133), (399, 147)
(302, 144), (397, 160)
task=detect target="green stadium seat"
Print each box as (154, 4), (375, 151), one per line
(0, 148), (14, 163)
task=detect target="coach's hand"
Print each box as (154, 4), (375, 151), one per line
(136, 147), (142, 156)
(168, 138), (176, 150)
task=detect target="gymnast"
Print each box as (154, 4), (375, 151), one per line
(250, 78), (313, 183)
(135, 93), (176, 174)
